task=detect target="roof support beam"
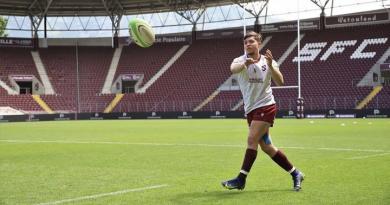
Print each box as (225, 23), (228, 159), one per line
(310, 0), (331, 9)
(310, 0), (331, 30)
(158, 0), (207, 24)
(28, 0), (53, 36)
(159, 0), (208, 42)
(232, 0), (269, 18)
(28, 0), (53, 49)
(232, 0), (268, 33)
(102, 0), (124, 48)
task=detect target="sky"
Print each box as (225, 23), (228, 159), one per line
(3, 0), (390, 38)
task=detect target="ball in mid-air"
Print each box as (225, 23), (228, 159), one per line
(128, 18), (155, 48)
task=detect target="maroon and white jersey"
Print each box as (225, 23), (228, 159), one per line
(232, 54), (279, 114)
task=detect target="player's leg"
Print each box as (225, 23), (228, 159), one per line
(222, 120), (270, 190)
(258, 136), (305, 191)
(258, 130), (277, 156)
(241, 120), (270, 175)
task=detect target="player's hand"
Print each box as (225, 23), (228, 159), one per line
(244, 57), (259, 67)
(264, 49), (273, 67)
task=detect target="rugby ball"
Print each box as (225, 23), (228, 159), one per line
(129, 18), (155, 48)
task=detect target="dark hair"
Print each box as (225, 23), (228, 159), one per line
(243, 31), (262, 43)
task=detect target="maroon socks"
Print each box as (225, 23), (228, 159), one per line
(238, 148), (258, 180)
(271, 150), (296, 173)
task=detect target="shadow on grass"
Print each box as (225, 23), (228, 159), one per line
(170, 188), (292, 204)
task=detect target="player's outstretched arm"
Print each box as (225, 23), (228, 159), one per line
(265, 49), (284, 86)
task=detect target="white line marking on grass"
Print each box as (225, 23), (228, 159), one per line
(35, 184), (168, 205)
(346, 153), (390, 160)
(313, 147), (389, 153)
(1, 139), (389, 153)
(0, 139), (244, 148)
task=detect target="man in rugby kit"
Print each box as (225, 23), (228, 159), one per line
(221, 31), (304, 191)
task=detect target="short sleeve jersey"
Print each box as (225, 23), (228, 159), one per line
(232, 54), (279, 114)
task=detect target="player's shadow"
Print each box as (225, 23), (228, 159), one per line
(171, 189), (291, 204)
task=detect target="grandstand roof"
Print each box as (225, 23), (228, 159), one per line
(0, 0), (240, 16)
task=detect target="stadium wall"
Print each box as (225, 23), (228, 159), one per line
(0, 109), (389, 123)
(39, 37), (113, 47)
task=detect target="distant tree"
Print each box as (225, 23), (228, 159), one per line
(0, 16), (8, 37)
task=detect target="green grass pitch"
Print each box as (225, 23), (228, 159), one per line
(0, 119), (389, 205)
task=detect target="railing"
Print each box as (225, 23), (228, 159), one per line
(1, 94), (389, 113)
(79, 102), (109, 113)
(114, 100), (200, 112)
(105, 95), (390, 112)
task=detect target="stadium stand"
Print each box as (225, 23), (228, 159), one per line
(253, 25), (390, 110)
(115, 38), (242, 112)
(273, 24), (389, 110)
(115, 43), (185, 88)
(201, 90), (242, 111)
(201, 31), (298, 112)
(0, 47), (44, 112)
(199, 25), (390, 111)
(0, 87), (7, 95)
(0, 47), (42, 84)
(367, 86), (390, 109)
(39, 46), (116, 112)
(1, 23), (389, 113)
(0, 94), (42, 112)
